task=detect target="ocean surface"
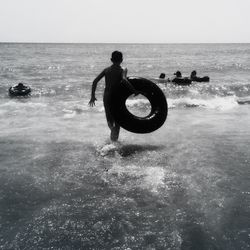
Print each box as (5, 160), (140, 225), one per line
(0, 43), (250, 249)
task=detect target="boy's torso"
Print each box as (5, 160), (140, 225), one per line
(104, 65), (123, 94)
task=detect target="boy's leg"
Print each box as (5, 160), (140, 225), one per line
(110, 123), (120, 141)
(104, 100), (120, 141)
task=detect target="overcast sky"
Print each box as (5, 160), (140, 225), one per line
(0, 0), (249, 43)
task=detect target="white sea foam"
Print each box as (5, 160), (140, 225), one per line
(63, 111), (76, 119)
(140, 166), (166, 193)
(98, 106), (105, 112)
(122, 95), (238, 111)
(167, 96), (238, 110)
(98, 143), (117, 156)
(106, 164), (168, 193)
(0, 101), (47, 108)
(126, 98), (150, 107)
(63, 102), (89, 114)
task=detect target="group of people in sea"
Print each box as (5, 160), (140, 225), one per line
(158, 70), (210, 85)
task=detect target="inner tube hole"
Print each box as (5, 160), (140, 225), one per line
(125, 94), (152, 118)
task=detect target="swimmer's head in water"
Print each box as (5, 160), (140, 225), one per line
(159, 73), (165, 79)
(174, 71), (182, 77)
(111, 51), (123, 64)
(18, 83), (24, 87)
(191, 70), (197, 76)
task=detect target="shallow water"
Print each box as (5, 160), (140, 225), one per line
(0, 43), (250, 249)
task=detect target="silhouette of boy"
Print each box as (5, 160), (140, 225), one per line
(89, 51), (137, 141)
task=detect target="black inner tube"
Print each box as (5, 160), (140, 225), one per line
(9, 86), (31, 96)
(172, 77), (192, 85)
(108, 77), (168, 134)
(191, 76), (210, 82)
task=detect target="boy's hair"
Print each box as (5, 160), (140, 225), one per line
(111, 51), (123, 63)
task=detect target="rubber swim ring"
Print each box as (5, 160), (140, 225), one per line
(172, 77), (192, 85)
(108, 77), (168, 134)
(9, 85), (31, 97)
(191, 76), (210, 82)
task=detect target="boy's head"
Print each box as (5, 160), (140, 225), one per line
(191, 70), (197, 76)
(111, 51), (123, 64)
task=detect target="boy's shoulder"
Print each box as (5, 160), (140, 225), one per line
(104, 66), (112, 71)
(104, 65), (123, 73)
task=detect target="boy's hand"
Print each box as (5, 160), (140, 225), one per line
(123, 68), (128, 78)
(133, 90), (140, 96)
(88, 96), (97, 107)
(121, 68), (140, 96)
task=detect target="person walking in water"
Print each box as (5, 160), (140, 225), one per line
(89, 51), (138, 141)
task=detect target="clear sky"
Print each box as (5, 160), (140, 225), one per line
(0, 0), (249, 43)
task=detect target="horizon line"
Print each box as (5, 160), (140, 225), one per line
(1, 42), (250, 45)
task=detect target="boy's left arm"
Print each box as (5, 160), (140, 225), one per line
(89, 70), (105, 106)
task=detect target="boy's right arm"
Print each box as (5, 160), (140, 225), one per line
(121, 68), (139, 96)
(89, 70), (105, 106)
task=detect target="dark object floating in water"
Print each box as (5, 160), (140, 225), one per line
(172, 77), (192, 85)
(191, 76), (210, 82)
(159, 73), (166, 79)
(172, 71), (192, 85)
(9, 83), (31, 97)
(190, 70), (210, 82)
(108, 77), (168, 134)
(155, 70), (210, 85)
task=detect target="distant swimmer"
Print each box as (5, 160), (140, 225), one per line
(154, 73), (171, 83)
(159, 73), (166, 79)
(190, 70), (197, 79)
(89, 51), (138, 141)
(190, 70), (210, 82)
(173, 71), (182, 78)
(154, 71), (191, 85)
(172, 71), (191, 85)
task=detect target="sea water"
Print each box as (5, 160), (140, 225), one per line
(0, 43), (250, 249)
